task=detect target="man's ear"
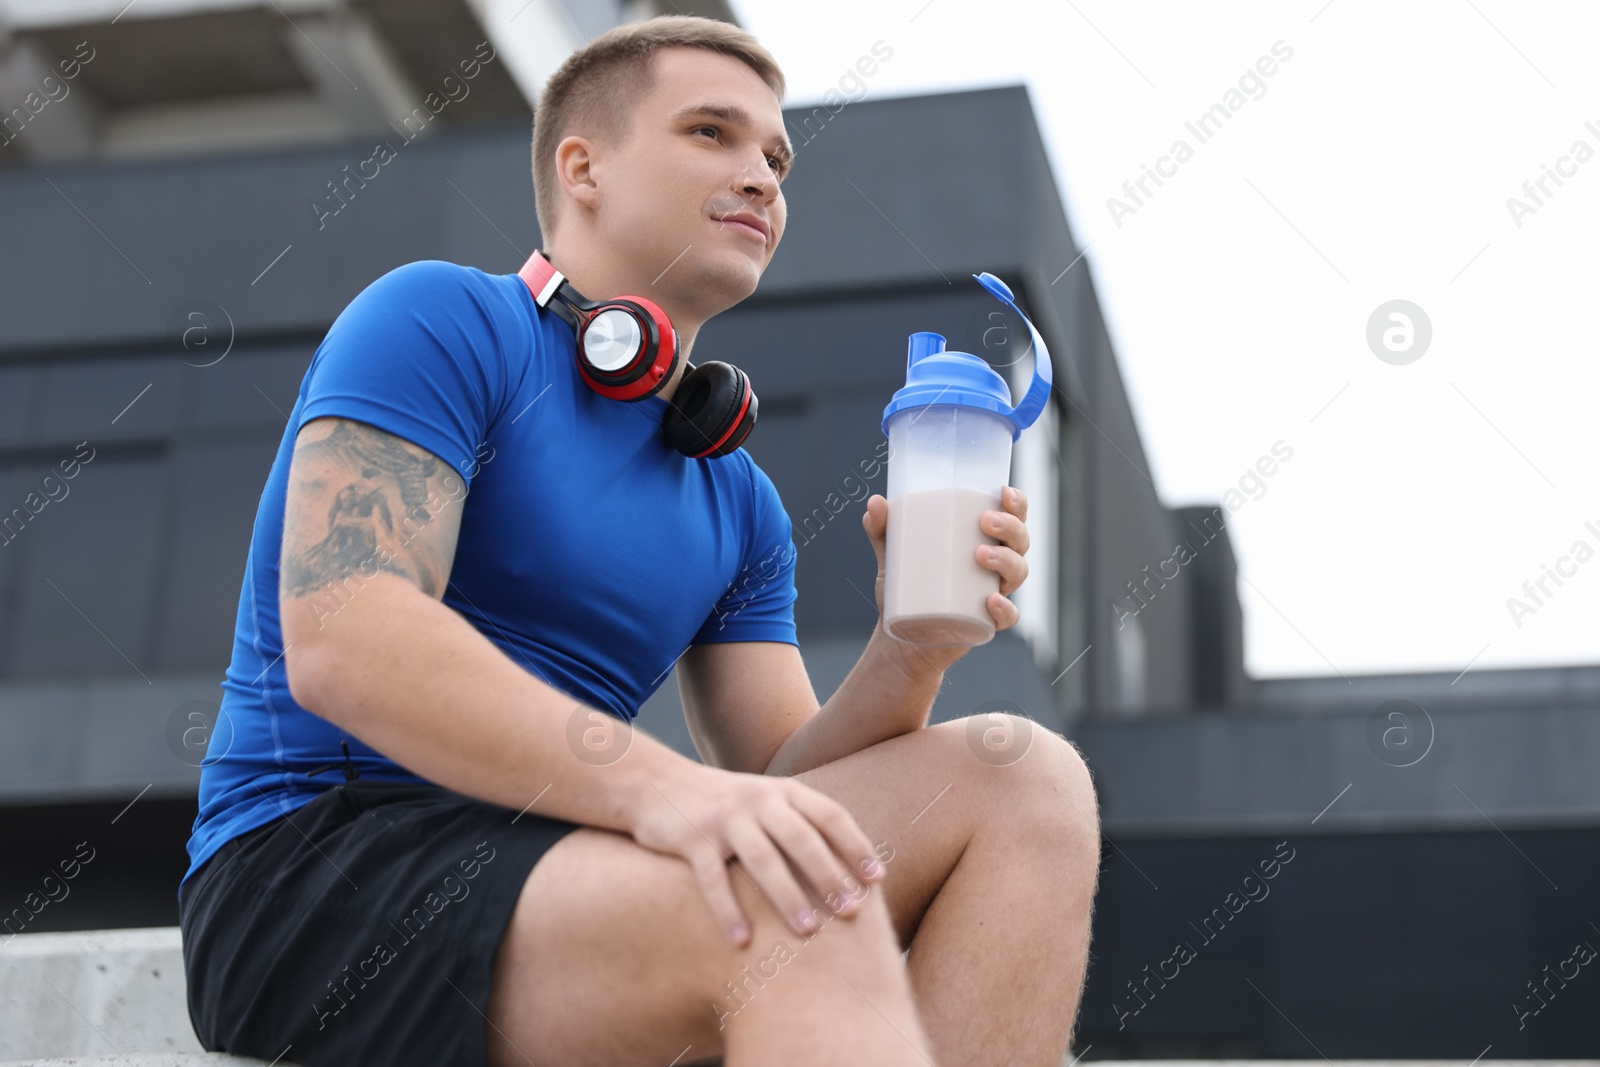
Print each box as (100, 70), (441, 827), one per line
(554, 135), (602, 212)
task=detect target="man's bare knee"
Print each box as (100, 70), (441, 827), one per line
(1010, 723), (1101, 854)
(942, 714), (1099, 842)
(727, 850), (899, 955)
(714, 853), (902, 982)
(1034, 728), (1098, 815)
(707, 858), (908, 1036)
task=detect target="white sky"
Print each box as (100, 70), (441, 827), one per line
(734, 0), (1600, 680)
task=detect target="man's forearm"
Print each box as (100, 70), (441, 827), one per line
(762, 623), (945, 777)
(286, 574), (691, 833)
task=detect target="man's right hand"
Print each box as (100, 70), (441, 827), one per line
(626, 761), (886, 947)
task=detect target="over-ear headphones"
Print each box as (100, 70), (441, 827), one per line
(516, 250), (757, 459)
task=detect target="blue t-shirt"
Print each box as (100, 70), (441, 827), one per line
(181, 259), (799, 892)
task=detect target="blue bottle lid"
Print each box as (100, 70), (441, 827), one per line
(880, 272), (1053, 440)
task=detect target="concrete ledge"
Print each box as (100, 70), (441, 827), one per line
(0, 927), (288, 1066)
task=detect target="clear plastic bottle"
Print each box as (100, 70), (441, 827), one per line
(880, 274), (1053, 647)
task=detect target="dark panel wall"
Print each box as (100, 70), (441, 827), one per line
(1079, 827), (1600, 1058)
(0, 342), (313, 681)
(1174, 505), (1248, 708)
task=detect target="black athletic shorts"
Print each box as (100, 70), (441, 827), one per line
(179, 778), (584, 1067)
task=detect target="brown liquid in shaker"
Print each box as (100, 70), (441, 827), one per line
(884, 487), (1000, 646)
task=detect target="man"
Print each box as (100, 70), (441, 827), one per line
(178, 14), (1100, 1067)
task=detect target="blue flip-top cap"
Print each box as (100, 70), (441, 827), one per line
(880, 271), (1054, 440)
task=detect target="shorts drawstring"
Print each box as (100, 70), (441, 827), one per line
(306, 738), (361, 783)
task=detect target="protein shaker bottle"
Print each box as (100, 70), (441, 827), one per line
(880, 272), (1053, 647)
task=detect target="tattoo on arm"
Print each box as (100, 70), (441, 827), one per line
(281, 419), (466, 606)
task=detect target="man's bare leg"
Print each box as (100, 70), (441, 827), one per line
(484, 713), (1098, 1067)
(716, 865), (936, 1067)
(484, 817), (933, 1067)
(791, 714), (1102, 1065)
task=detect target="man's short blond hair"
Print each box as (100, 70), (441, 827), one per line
(532, 15), (786, 241)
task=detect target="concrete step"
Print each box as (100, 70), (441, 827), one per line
(0, 927), (287, 1066)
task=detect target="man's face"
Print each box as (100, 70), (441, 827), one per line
(586, 47), (790, 315)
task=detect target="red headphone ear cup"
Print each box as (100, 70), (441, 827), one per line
(662, 362), (757, 459)
(576, 298), (679, 401)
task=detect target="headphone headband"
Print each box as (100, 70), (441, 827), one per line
(514, 249), (757, 458)
(517, 249), (583, 330)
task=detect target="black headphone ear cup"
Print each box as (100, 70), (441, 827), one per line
(723, 383), (757, 454)
(662, 361), (756, 458)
